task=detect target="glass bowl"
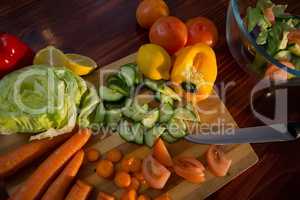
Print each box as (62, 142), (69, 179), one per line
(226, 0), (300, 79)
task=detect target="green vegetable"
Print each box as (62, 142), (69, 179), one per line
(274, 50), (292, 61)
(173, 107), (198, 122)
(289, 43), (300, 56)
(120, 65), (136, 87)
(131, 123), (144, 144)
(105, 109), (122, 130)
(144, 126), (165, 147)
(159, 103), (174, 123)
(118, 120), (134, 142)
(142, 109), (159, 128)
(0, 65), (99, 140)
(161, 131), (178, 143)
(107, 74), (130, 96)
(99, 86), (124, 102)
(167, 118), (187, 138)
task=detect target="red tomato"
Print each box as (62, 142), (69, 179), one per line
(206, 145), (232, 177)
(153, 138), (173, 167)
(136, 0), (170, 29)
(186, 17), (218, 47)
(149, 16), (188, 54)
(142, 154), (171, 189)
(265, 61), (295, 81)
(263, 7), (275, 24)
(173, 157), (205, 184)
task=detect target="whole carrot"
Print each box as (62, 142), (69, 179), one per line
(65, 180), (92, 200)
(10, 129), (91, 200)
(41, 150), (85, 200)
(0, 133), (71, 178)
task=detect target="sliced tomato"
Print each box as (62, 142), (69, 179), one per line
(263, 7), (275, 24)
(288, 29), (300, 45)
(142, 154), (171, 189)
(153, 138), (173, 167)
(173, 157), (205, 184)
(206, 145), (232, 177)
(265, 61), (295, 81)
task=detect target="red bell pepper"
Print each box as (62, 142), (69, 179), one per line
(0, 33), (34, 77)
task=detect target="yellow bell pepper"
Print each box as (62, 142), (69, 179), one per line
(171, 43), (217, 102)
(137, 44), (171, 80)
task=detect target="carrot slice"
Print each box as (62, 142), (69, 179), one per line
(0, 133), (71, 178)
(97, 191), (115, 200)
(114, 171), (132, 188)
(106, 149), (123, 163)
(10, 129), (91, 200)
(86, 148), (100, 162)
(96, 159), (114, 178)
(120, 189), (137, 200)
(65, 180), (92, 200)
(41, 150), (85, 200)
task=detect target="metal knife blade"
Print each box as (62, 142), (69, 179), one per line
(185, 123), (300, 144)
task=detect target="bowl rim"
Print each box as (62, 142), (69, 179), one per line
(230, 0), (300, 76)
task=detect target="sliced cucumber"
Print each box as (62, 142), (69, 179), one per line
(118, 120), (135, 142)
(167, 118), (187, 138)
(155, 92), (174, 105)
(123, 102), (148, 122)
(131, 123), (144, 144)
(174, 107), (198, 122)
(99, 86), (124, 102)
(93, 101), (106, 124)
(120, 65), (136, 87)
(121, 63), (142, 84)
(144, 126), (165, 147)
(105, 109), (122, 130)
(142, 109), (159, 128)
(159, 86), (181, 101)
(159, 103), (174, 123)
(107, 74), (130, 96)
(144, 78), (163, 91)
(161, 130), (178, 143)
(104, 97), (127, 109)
(274, 50), (292, 61)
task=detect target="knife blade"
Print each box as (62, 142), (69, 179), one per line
(185, 123), (300, 144)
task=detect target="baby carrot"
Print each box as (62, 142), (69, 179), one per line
(10, 129), (91, 200)
(65, 180), (92, 200)
(0, 133), (71, 178)
(41, 150), (85, 200)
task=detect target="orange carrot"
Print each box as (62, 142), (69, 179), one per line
(128, 177), (140, 191)
(96, 159), (114, 178)
(65, 180), (92, 200)
(114, 171), (132, 188)
(86, 148), (100, 162)
(41, 150), (85, 200)
(0, 133), (71, 178)
(10, 129), (91, 200)
(106, 149), (123, 163)
(120, 189), (137, 200)
(97, 191), (115, 200)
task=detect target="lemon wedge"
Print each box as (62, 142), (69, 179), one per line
(65, 54), (97, 76)
(34, 46), (97, 76)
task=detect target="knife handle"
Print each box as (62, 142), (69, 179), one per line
(287, 122), (300, 139)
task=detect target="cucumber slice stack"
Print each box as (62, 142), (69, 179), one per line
(97, 63), (201, 147)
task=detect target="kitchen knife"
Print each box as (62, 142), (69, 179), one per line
(185, 123), (300, 144)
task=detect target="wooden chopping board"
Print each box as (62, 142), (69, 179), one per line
(2, 53), (258, 200)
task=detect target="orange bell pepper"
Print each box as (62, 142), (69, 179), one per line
(171, 43), (217, 102)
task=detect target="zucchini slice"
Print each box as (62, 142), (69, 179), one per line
(174, 107), (198, 122)
(142, 109), (159, 128)
(123, 102), (149, 122)
(99, 86), (124, 102)
(159, 103), (174, 123)
(131, 123), (144, 144)
(144, 126), (165, 147)
(118, 120), (135, 142)
(167, 118), (187, 138)
(92, 101), (106, 124)
(161, 130), (178, 143)
(107, 74), (130, 96)
(120, 65), (136, 87)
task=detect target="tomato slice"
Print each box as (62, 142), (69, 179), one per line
(153, 138), (173, 167)
(206, 145), (232, 177)
(142, 154), (171, 189)
(173, 157), (205, 184)
(288, 29), (300, 45)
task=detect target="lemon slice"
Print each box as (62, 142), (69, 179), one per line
(34, 46), (98, 76)
(34, 46), (69, 67)
(65, 54), (97, 76)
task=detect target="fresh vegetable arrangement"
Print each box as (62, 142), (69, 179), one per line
(0, 0), (232, 199)
(245, 0), (300, 78)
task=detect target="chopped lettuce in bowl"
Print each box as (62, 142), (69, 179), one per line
(245, 0), (300, 73)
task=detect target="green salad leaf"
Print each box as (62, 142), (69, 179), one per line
(0, 65), (99, 140)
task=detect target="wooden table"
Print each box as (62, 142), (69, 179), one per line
(1, 0), (300, 199)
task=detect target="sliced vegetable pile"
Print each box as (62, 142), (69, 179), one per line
(246, 0), (300, 77)
(97, 63), (200, 147)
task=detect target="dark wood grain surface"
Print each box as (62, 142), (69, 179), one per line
(1, 0), (300, 199)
